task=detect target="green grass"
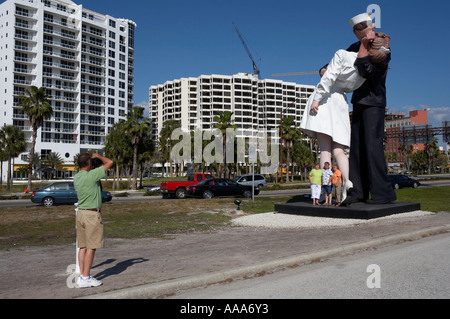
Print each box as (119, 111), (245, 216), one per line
(395, 186), (450, 213)
(1, 187), (449, 250)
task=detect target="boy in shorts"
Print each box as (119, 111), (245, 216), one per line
(322, 162), (333, 206)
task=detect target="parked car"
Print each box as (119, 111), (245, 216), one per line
(186, 178), (260, 199)
(387, 175), (420, 189)
(160, 173), (214, 199)
(233, 174), (268, 188)
(146, 185), (160, 192)
(31, 182), (112, 207)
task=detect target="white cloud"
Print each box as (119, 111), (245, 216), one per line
(134, 100), (150, 118)
(427, 106), (450, 126)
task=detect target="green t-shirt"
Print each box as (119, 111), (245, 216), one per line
(309, 169), (322, 185)
(74, 167), (106, 210)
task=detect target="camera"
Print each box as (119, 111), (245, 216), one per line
(91, 158), (103, 169)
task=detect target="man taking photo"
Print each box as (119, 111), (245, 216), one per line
(74, 153), (113, 288)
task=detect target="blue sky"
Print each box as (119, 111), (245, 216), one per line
(75, 1), (450, 145)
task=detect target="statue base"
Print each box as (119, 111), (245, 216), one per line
(274, 201), (421, 220)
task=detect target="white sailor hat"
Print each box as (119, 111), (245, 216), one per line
(349, 13), (373, 28)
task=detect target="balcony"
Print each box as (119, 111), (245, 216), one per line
(80, 99), (105, 107)
(43, 39), (78, 51)
(15, 44), (36, 53)
(15, 22), (37, 31)
(43, 72), (77, 82)
(43, 50), (77, 61)
(81, 78), (103, 86)
(81, 27), (104, 38)
(81, 47), (105, 57)
(44, 28), (78, 40)
(50, 95), (77, 102)
(13, 78), (34, 86)
(82, 38), (105, 48)
(81, 57), (105, 67)
(80, 130), (105, 136)
(47, 84), (78, 92)
(15, 10), (37, 20)
(81, 68), (104, 76)
(15, 33), (37, 42)
(44, 17), (78, 30)
(41, 138), (78, 144)
(80, 119), (105, 126)
(43, 61), (78, 71)
(14, 68), (36, 75)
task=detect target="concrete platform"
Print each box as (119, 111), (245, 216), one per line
(274, 201), (421, 220)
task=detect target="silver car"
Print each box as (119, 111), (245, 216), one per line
(233, 174), (268, 188)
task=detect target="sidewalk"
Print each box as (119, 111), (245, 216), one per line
(1, 210), (449, 299)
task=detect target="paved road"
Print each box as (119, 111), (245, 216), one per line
(169, 233), (450, 299)
(1, 180), (449, 209)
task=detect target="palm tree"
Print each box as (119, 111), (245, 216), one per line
(104, 121), (132, 190)
(25, 152), (41, 179)
(293, 139), (315, 181)
(213, 111), (237, 178)
(425, 137), (439, 173)
(137, 133), (155, 188)
(123, 107), (151, 190)
(43, 152), (64, 179)
(18, 86), (53, 191)
(0, 125), (27, 191)
(281, 116), (301, 182)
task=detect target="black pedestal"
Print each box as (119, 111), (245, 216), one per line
(274, 201), (421, 220)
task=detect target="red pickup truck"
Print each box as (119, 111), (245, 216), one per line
(160, 173), (214, 199)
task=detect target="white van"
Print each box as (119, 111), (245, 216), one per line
(233, 174), (268, 188)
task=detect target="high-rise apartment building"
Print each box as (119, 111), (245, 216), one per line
(0, 0), (136, 178)
(150, 73), (316, 139)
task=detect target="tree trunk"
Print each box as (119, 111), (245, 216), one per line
(132, 144), (138, 190)
(27, 129), (38, 192)
(6, 157), (12, 192)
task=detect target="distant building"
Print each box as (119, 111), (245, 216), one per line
(385, 109), (428, 164)
(149, 73), (316, 139)
(0, 0), (136, 179)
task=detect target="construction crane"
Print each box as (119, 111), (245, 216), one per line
(232, 22), (261, 79)
(271, 71), (319, 77)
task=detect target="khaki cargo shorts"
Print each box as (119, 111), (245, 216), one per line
(76, 209), (104, 249)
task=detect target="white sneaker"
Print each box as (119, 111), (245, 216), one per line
(76, 275), (103, 288)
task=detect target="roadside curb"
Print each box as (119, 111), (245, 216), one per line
(81, 224), (450, 299)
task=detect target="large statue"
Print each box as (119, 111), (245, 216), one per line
(342, 12), (396, 205)
(300, 46), (366, 204)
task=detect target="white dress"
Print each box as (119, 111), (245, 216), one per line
(300, 50), (366, 147)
